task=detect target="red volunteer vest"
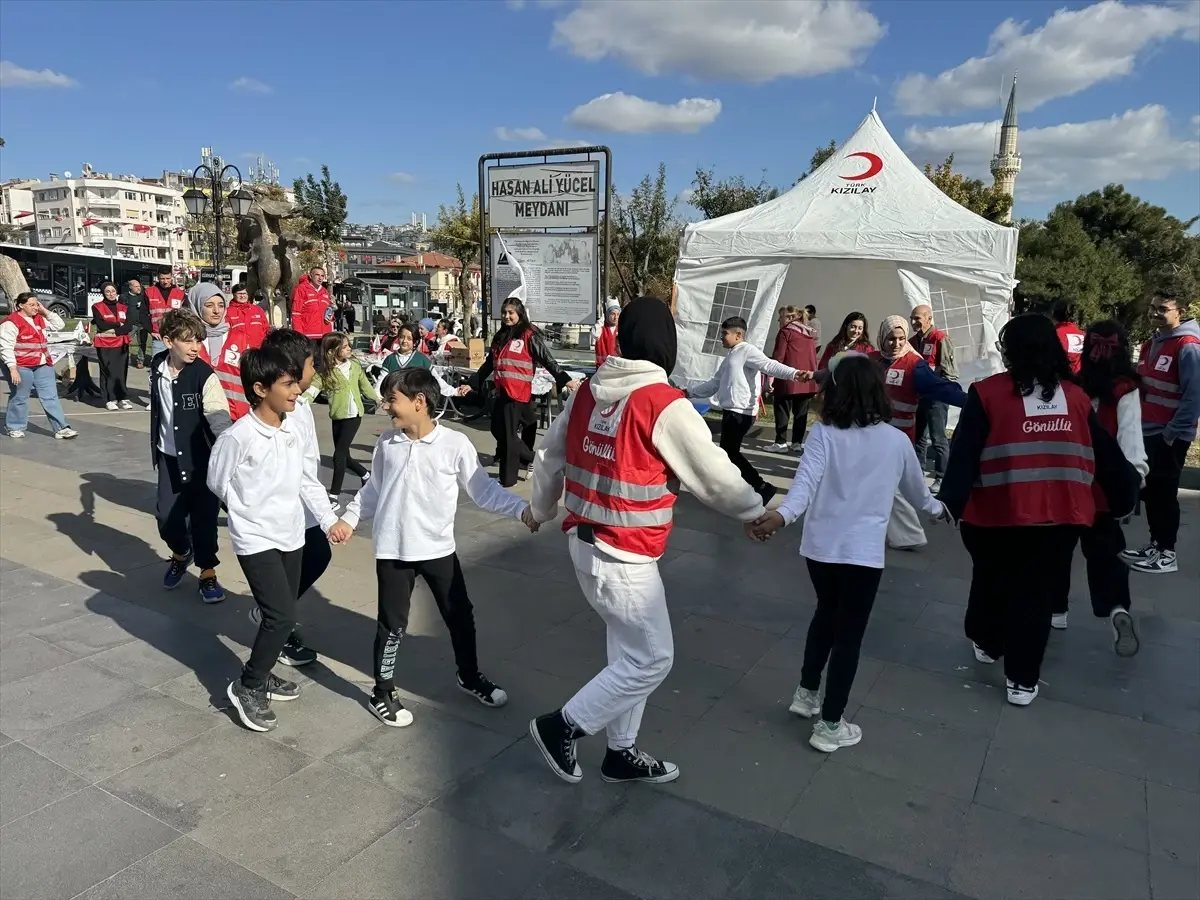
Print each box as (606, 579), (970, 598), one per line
(562, 382), (684, 559)
(1137, 333), (1200, 427)
(868, 350), (921, 441)
(92, 301), (130, 349)
(493, 329), (535, 403)
(962, 373), (1096, 527)
(225, 300), (270, 348)
(199, 323), (257, 421)
(1091, 377), (1138, 515)
(146, 285), (186, 335)
(595, 325), (618, 367)
(915, 328), (948, 371)
(1057, 323), (1086, 375)
(5, 313), (51, 368)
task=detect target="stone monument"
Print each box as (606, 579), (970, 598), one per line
(237, 190), (316, 327)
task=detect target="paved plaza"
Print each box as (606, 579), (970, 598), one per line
(1, 372), (1198, 900)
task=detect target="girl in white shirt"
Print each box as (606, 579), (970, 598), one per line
(747, 352), (946, 753)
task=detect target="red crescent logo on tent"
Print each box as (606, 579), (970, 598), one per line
(840, 152), (883, 181)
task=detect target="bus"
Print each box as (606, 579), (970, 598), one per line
(0, 243), (168, 318)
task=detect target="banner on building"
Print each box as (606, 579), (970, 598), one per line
(491, 232), (597, 324)
(486, 160), (600, 229)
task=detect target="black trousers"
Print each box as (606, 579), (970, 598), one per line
(374, 554), (479, 693)
(239, 546), (303, 690)
(720, 410), (762, 489)
(330, 416), (368, 494)
(155, 457), (220, 570)
(799, 559), (883, 723)
(914, 399), (950, 477)
(291, 524), (333, 645)
(491, 392), (536, 488)
(1143, 434), (1191, 551)
(772, 395), (811, 445)
(96, 346), (129, 403)
(962, 523), (1081, 689)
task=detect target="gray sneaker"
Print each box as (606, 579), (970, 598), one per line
(1110, 609), (1140, 657)
(788, 686), (821, 718)
(810, 719), (862, 752)
(227, 680), (277, 732)
(54, 427), (78, 440)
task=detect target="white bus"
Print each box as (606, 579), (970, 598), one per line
(0, 242), (167, 318)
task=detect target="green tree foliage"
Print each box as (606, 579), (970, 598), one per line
(611, 163), (681, 300)
(922, 154), (1013, 224)
(292, 165), (348, 268)
(689, 168), (778, 220)
(796, 140), (839, 184)
(429, 185), (481, 324)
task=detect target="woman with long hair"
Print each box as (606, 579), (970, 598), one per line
(307, 331), (377, 500)
(766, 306), (819, 454)
(817, 311), (874, 370)
(938, 314), (1140, 706)
(458, 293), (578, 486)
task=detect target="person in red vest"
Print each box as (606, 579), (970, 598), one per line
(938, 314), (1139, 706)
(225, 283), (270, 347)
(1052, 300), (1086, 374)
(525, 296), (767, 785)
(187, 283), (264, 422)
(145, 269), (186, 356)
(91, 281), (135, 411)
(1, 292), (77, 439)
(593, 299), (620, 367)
(457, 291), (579, 487)
(291, 266), (333, 339)
(1123, 276), (1199, 575)
(909, 304), (958, 487)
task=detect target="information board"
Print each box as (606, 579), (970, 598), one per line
(491, 233), (597, 325)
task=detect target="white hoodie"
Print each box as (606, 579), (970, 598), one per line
(531, 357), (766, 563)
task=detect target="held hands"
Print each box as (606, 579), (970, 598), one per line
(520, 505), (540, 533)
(795, 370), (815, 382)
(930, 501), (957, 528)
(327, 519), (354, 544)
(744, 510), (785, 543)
(565, 379), (582, 393)
(455, 384), (472, 397)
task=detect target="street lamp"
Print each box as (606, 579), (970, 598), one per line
(182, 161), (255, 281)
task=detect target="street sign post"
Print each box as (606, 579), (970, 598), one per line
(102, 239), (117, 282)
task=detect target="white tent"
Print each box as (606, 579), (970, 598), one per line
(673, 110), (1017, 392)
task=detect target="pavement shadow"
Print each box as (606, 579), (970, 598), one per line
(79, 471), (158, 518)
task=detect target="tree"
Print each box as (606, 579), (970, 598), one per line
(429, 184), (481, 326)
(292, 165), (348, 270)
(611, 163), (681, 300)
(922, 154), (1013, 224)
(796, 140), (839, 183)
(689, 168), (778, 220)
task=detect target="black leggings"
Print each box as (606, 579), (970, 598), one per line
(772, 395), (811, 445)
(491, 392), (536, 488)
(720, 410), (762, 489)
(374, 554), (479, 694)
(1052, 513), (1130, 618)
(799, 559), (883, 723)
(96, 346), (129, 403)
(330, 416), (368, 494)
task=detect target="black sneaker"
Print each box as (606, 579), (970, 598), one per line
(457, 671), (508, 707)
(529, 709), (583, 784)
(163, 552), (192, 590)
(369, 689), (414, 727)
(601, 746), (680, 784)
(279, 635), (318, 667)
(227, 680), (277, 732)
(266, 673), (301, 702)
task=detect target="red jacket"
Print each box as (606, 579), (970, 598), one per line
(1056, 322), (1086, 374)
(770, 322), (818, 396)
(818, 340), (874, 371)
(595, 325), (618, 367)
(291, 275), (333, 339)
(226, 300), (270, 348)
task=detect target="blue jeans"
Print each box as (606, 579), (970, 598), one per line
(5, 364), (71, 433)
(914, 399), (949, 478)
(151, 338), (166, 358)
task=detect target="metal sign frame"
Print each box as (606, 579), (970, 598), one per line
(478, 146), (612, 340)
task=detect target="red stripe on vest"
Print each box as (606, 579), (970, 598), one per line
(199, 325), (254, 421)
(1137, 334), (1200, 427)
(868, 350), (921, 442)
(146, 286), (185, 335)
(5, 313), (51, 368)
(494, 330), (536, 403)
(92, 302), (130, 348)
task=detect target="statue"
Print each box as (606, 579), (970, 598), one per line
(237, 190), (317, 327)
(0, 253), (30, 303)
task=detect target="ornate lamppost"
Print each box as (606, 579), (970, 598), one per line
(182, 159), (255, 284)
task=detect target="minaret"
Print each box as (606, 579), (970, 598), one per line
(990, 73), (1020, 223)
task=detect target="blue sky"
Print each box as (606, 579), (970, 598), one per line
(1, 0), (1197, 225)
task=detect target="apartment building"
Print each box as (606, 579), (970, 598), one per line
(0, 179), (39, 242)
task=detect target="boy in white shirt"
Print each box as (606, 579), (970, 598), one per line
(338, 367), (537, 727)
(207, 346), (351, 733)
(687, 315), (802, 505)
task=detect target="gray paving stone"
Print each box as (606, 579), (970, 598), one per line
(193, 761), (420, 897)
(662, 718), (825, 828)
(0, 658), (141, 740)
(0, 557), (25, 574)
(508, 618), (608, 683)
(675, 581), (814, 635)
(781, 763), (968, 886)
(0, 564), (74, 600)
(975, 742), (1148, 853)
(0, 741), (88, 827)
(912, 599), (968, 638)
(74, 836), (295, 900)
(99, 725), (311, 831)
(948, 803), (1151, 900)
(303, 806), (546, 899)
(0, 632), (77, 683)
(433, 738), (628, 855)
(30, 608), (162, 657)
(0, 581), (95, 632)
(729, 830), (969, 899)
(262, 672), (385, 759)
(325, 700), (512, 802)
(1149, 855), (1200, 900)
(1147, 782), (1200, 865)
(86, 628), (242, 688)
(0, 730), (10, 747)
(861, 663), (1005, 737)
(523, 860), (639, 900)
(859, 622), (992, 684)
(561, 790), (775, 900)
(647, 652), (747, 718)
(0, 785), (179, 900)
(25, 690), (218, 783)
(672, 613), (779, 671)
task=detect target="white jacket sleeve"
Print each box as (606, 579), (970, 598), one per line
(206, 431), (244, 505)
(341, 438), (383, 530)
(1116, 391), (1150, 478)
(652, 398), (765, 522)
(898, 437), (943, 517)
(776, 425), (827, 526)
(201, 373), (232, 436)
(686, 359), (723, 400)
(459, 437), (528, 520)
(530, 389), (576, 522)
(0, 321), (17, 368)
(743, 344), (797, 381)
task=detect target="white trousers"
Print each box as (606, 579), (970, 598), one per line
(887, 490), (927, 549)
(561, 533), (674, 749)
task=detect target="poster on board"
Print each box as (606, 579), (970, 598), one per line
(491, 233), (597, 324)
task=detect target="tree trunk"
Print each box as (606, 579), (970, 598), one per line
(0, 254), (30, 302)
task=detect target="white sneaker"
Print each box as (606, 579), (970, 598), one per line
(810, 719), (862, 752)
(1130, 549), (1178, 574)
(118, 399), (136, 410)
(973, 642), (996, 664)
(105, 401), (119, 411)
(1006, 679), (1038, 706)
(788, 686), (821, 718)
(1110, 609), (1140, 658)
(1119, 542), (1155, 563)
(1051, 613), (1068, 630)
(328, 492), (339, 503)
(54, 427), (78, 440)
(764, 442), (790, 453)
(6, 429), (25, 439)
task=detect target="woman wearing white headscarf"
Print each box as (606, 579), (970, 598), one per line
(188, 282), (267, 422)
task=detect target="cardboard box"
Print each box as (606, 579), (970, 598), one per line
(448, 338), (485, 369)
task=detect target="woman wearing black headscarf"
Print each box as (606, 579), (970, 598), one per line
(523, 296), (767, 786)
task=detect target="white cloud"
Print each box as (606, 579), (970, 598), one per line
(904, 105), (1200, 201)
(0, 60), (76, 88)
(1193, 114), (1200, 135)
(542, 137), (591, 148)
(229, 77), (272, 94)
(494, 126), (547, 142)
(551, 0), (884, 83)
(566, 93), (721, 133)
(388, 172), (416, 184)
(895, 1), (1199, 116)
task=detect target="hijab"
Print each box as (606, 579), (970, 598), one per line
(878, 315), (917, 361)
(616, 296), (677, 373)
(188, 282), (229, 360)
